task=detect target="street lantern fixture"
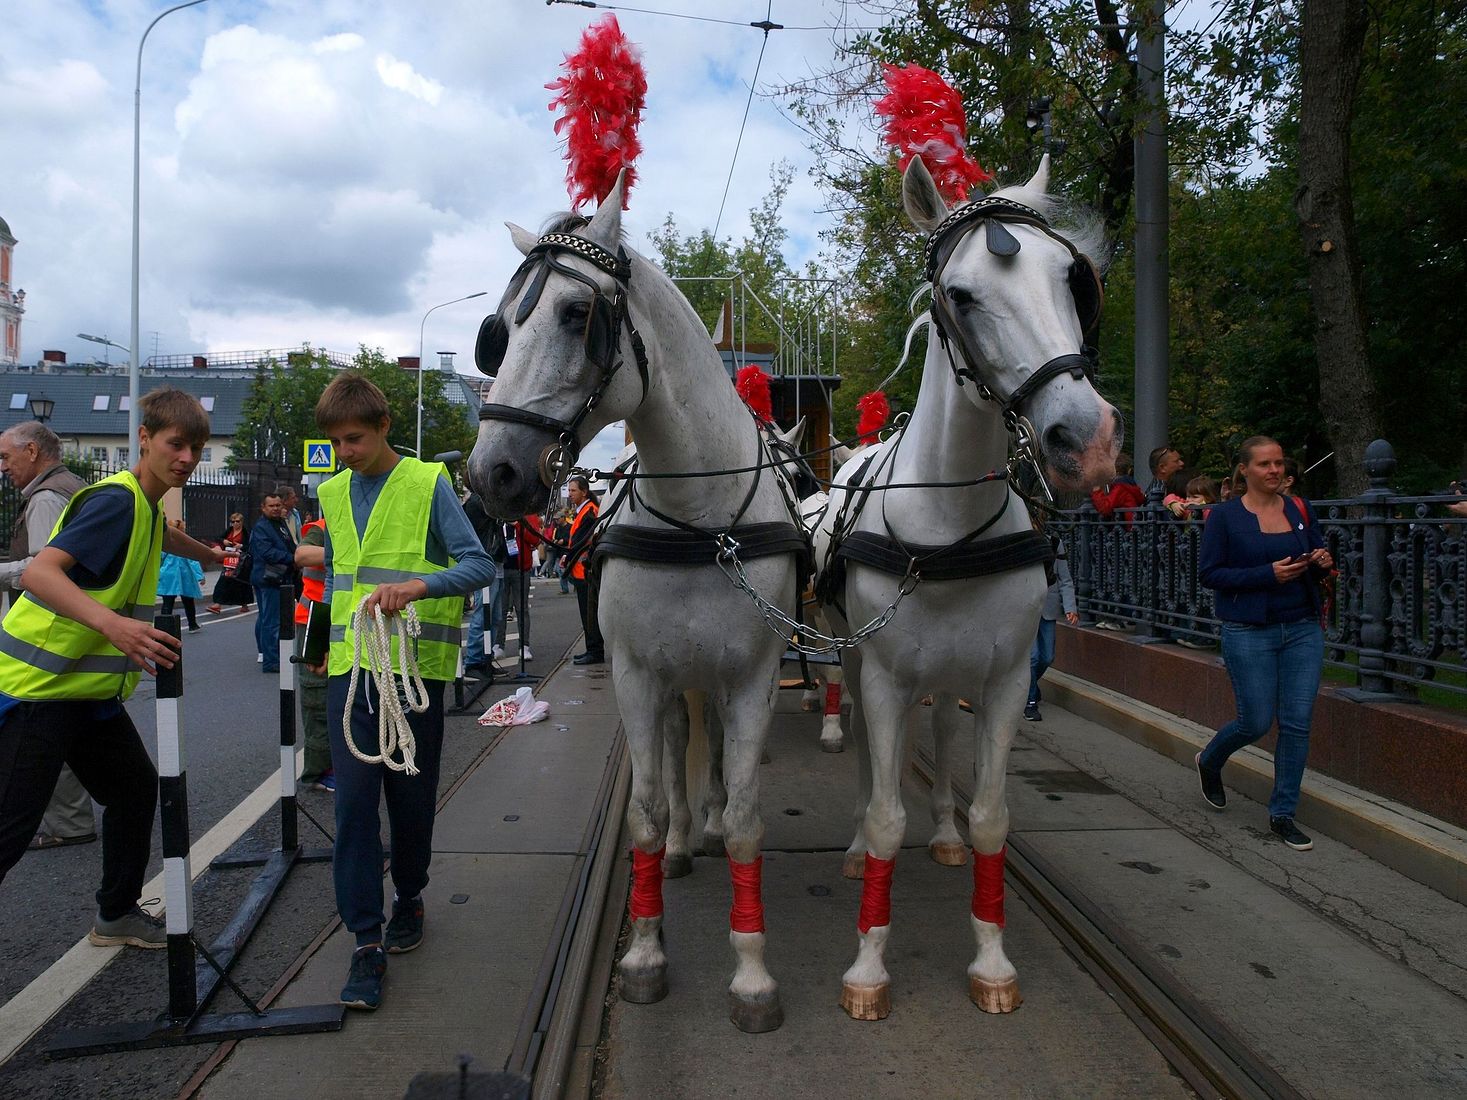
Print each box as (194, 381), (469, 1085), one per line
(29, 395), (54, 423)
(417, 291), (487, 457)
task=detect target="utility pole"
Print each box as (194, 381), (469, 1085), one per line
(1133, 0), (1169, 474)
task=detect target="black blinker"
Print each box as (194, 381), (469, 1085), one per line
(474, 314), (507, 377)
(584, 293), (615, 372)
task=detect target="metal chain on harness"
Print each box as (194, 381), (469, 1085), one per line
(342, 601), (431, 774)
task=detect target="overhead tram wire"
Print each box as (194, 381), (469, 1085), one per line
(544, 0), (858, 32)
(713, 2), (774, 241)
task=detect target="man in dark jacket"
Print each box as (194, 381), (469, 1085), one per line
(250, 490), (297, 673)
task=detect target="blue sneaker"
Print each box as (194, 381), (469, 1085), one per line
(311, 772), (336, 793)
(340, 945), (386, 1010)
(385, 896), (424, 954)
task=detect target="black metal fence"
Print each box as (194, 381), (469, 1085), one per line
(1051, 440), (1467, 700)
(0, 458), (304, 551)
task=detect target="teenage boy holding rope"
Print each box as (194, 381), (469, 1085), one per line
(0, 388), (226, 946)
(309, 373), (494, 1011)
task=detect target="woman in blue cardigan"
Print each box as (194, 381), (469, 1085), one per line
(1196, 436), (1333, 851)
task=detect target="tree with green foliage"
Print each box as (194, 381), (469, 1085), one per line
(230, 346), (476, 470)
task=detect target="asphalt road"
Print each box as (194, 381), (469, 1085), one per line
(0, 576), (586, 1100)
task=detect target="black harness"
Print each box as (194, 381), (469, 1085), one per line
(476, 225), (809, 582)
(818, 197), (1093, 602)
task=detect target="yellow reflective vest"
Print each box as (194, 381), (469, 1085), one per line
(319, 458), (462, 681)
(0, 471), (163, 701)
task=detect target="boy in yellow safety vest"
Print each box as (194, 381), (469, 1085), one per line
(310, 373), (494, 1011)
(0, 388), (226, 946)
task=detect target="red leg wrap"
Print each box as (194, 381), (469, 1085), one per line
(629, 846), (665, 920)
(971, 846), (1006, 927)
(824, 681), (842, 716)
(857, 853), (896, 933)
(729, 855), (765, 934)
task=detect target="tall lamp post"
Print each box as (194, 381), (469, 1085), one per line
(78, 332), (131, 364)
(130, 0), (212, 466)
(417, 291), (486, 457)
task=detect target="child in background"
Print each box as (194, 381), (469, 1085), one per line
(157, 519), (205, 631)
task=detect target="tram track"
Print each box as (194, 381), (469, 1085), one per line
(909, 742), (1305, 1100)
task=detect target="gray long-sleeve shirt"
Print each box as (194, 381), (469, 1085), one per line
(321, 464), (496, 604)
(1041, 539), (1077, 622)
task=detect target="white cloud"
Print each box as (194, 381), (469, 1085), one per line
(3, 1), (861, 370)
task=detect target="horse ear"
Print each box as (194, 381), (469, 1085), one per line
(506, 222), (538, 256)
(902, 157), (949, 234)
(584, 170), (627, 248)
(1024, 153), (1051, 195)
(777, 416), (807, 449)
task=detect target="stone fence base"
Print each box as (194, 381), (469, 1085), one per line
(1053, 624), (1467, 831)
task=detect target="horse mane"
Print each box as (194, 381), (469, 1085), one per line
(985, 183), (1110, 273)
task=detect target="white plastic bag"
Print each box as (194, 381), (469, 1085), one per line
(478, 686), (550, 727)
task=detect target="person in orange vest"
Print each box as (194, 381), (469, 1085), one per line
(560, 475), (603, 665)
(293, 515), (332, 791)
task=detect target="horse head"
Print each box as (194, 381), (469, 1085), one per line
(468, 171), (649, 516)
(903, 155), (1121, 490)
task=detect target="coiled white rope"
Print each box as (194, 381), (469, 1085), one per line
(342, 600), (430, 774)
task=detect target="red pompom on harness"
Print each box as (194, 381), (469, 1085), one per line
(855, 390), (890, 443)
(857, 853), (896, 934)
(824, 681), (842, 717)
(729, 855), (765, 934)
(546, 14), (647, 210)
(734, 365), (774, 424)
(971, 846), (1006, 927)
(629, 845), (665, 920)
(872, 62), (992, 205)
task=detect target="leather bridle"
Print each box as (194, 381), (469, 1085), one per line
(475, 230), (650, 486)
(922, 195), (1103, 434)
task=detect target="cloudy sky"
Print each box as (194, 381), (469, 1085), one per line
(4, 0), (865, 466)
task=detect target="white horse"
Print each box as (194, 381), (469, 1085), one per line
(468, 173), (802, 1033)
(814, 155), (1121, 1021)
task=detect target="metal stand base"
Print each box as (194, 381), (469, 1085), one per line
(210, 846), (333, 870)
(1336, 687), (1411, 704)
(47, 1003), (344, 1059)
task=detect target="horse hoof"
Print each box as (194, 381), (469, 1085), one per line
(929, 842), (967, 867)
(840, 981), (890, 1021)
(969, 975), (1022, 1014)
(663, 852), (693, 879)
(841, 852), (865, 880)
(729, 990), (784, 1033)
(819, 737), (844, 754)
(702, 833), (726, 858)
(619, 964), (669, 1004)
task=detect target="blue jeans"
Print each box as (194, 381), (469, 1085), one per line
(327, 674), (445, 946)
(1028, 618), (1056, 706)
(254, 585), (280, 671)
(1201, 620), (1324, 818)
(465, 573), (498, 667)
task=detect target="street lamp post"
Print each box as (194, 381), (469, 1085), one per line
(130, 0), (211, 466)
(28, 395), (54, 424)
(416, 291), (486, 457)
(78, 332), (131, 364)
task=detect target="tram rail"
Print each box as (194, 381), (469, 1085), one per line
(909, 743), (1304, 1100)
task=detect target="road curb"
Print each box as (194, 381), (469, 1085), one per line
(1044, 670), (1467, 906)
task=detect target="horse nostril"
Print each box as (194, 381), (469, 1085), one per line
(488, 462), (521, 499)
(1043, 423), (1084, 456)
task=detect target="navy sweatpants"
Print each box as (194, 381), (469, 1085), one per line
(327, 673), (446, 946)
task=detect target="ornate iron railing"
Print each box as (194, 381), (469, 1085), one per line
(1051, 440), (1467, 700)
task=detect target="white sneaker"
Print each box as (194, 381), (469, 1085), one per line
(521, 647), (532, 661)
(256, 653), (263, 663)
(492, 645), (505, 659)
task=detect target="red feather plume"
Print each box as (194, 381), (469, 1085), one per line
(735, 366), (774, 424)
(872, 63), (991, 204)
(546, 15), (648, 210)
(856, 391), (890, 442)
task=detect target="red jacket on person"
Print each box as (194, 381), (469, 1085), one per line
(1090, 477), (1147, 527)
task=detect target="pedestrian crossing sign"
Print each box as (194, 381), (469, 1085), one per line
(303, 439), (336, 473)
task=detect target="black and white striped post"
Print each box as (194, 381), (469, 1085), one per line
(155, 612), (196, 1022)
(48, 613), (345, 1057)
(278, 585), (298, 851)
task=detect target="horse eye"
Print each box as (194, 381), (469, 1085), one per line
(945, 285), (975, 308)
(562, 300), (590, 325)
